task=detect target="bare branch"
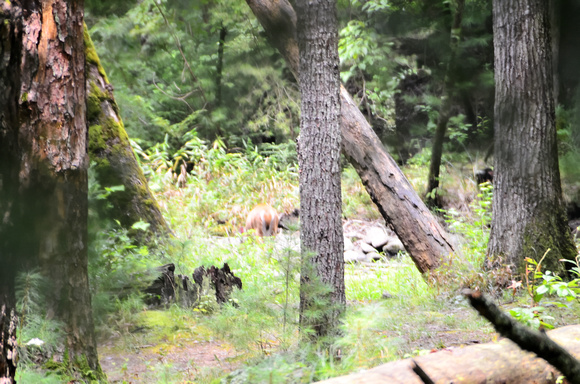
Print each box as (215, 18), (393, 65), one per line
(464, 289), (580, 384)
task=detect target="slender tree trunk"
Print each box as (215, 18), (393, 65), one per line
(487, 0), (575, 274)
(216, 25), (227, 110)
(394, 71), (430, 164)
(0, 0), (102, 379)
(426, 0), (465, 206)
(85, 25), (171, 237)
(295, 0), (345, 339)
(245, 0), (455, 274)
(213, 24), (227, 139)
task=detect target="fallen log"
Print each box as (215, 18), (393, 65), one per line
(316, 325), (580, 383)
(245, 0), (455, 274)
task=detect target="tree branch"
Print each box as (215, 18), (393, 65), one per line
(464, 289), (580, 384)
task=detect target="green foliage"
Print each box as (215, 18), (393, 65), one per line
(15, 271), (66, 366)
(15, 270), (101, 382)
(509, 306), (554, 330)
(445, 181), (492, 262)
(86, 0), (299, 151)
(341, 165), (381, 220)
(15, 369), (65, 384)
(338, 16), (397, 131)
(510, 253), (580, 330)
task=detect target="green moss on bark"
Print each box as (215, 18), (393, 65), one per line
(519, 212), (576, 276)
(84, 23), (170, 237)
(83, 24), (109, 83)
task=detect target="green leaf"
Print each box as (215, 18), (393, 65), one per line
(536, 285), (549, 295)
(131, 220), (151, 231)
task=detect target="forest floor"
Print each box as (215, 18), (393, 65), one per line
(99, 338), (239, 383)
(95, 163), (580, 383)
(97, 286), (496, 384)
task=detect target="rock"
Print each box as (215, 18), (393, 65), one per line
(365, 226), (390, 249)
(344, 250), (365, 263)
(25, 338), (44, 347)
(366, 252), (383, 261)
(360, 241), (376, 254)
(383, 238), (405, 255)
(344, 236), (355, 251)
(382, 291), (394, 299)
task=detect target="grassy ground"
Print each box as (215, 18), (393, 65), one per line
(15, 148), (580, 383)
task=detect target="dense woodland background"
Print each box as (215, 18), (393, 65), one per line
(3, 0), (580, 382)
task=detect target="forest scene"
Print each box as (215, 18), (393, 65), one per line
(3, 0), (580, 382)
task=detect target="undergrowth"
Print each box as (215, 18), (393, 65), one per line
(18, 140), (555, 383)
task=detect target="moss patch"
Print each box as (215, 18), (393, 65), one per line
(83, 23), (109, 83)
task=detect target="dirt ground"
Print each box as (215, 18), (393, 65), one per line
(99, 339), (240, 383)
(98, 304), (495, 383)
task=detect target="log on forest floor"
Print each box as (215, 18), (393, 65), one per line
(143, 263), (242, 308)
(317, 325), (580, 384)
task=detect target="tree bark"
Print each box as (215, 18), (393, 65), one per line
(295, 0), (345, 338)
(316, 325), (580, 384)
(0, 304), (17, 383)
(0, 0), (102, 378)
(425, 0), (465, 206)
(85, 25), (172, 237)
(487, 0), (575, 274)
(245, 0), (455, 274)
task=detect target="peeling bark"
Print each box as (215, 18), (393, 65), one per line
(0, 304), (17, 383)
(245, 0), (455, 273)
(0, 0), (102, 378)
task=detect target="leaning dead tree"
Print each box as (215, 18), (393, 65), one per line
(316, 324), (580, 383)
(245, 0), (455, 273)
(85, 25), (171, 237)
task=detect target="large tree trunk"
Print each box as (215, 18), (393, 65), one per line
(0, 304), (17, 383)
(425, 0), (465, 206)
(0, 3), (20, 381)
(316, 325), (580, 384)
(0, 0), (102, 379)
(245, 0), (455, 274)
(487, 0), (575, 274)
(295, 0), (345, 339)
(85, 25), (171, 237)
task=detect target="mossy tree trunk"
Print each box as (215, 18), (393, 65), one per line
(245, 0), (455, 274)
(0, 0), (103, 379)
(487, 0), (575, 274)
(84, 26), (172, 237)
(295, 0), (345, 339)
